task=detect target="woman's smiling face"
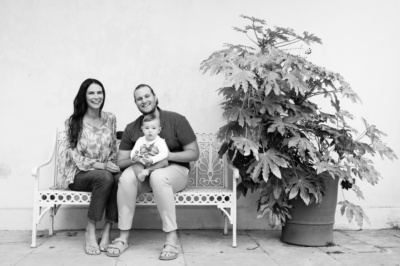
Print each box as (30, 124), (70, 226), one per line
(86, 83), (104, 110)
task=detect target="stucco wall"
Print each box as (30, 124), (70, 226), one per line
(0, 0), (399, 231)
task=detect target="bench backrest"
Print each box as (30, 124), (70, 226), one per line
(54, 131), (227, 188)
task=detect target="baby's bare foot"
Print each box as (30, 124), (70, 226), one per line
(138, 169), (149, 182)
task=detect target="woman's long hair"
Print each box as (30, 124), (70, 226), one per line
(67, 78), (105, 148)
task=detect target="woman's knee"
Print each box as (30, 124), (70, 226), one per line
(97, 170), (114, 186)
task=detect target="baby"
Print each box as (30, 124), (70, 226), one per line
(130, 114), (169, 181)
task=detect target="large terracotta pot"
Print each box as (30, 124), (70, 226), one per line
(281, 174), (339, 246)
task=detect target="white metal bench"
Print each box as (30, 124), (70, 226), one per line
(31, 130), (238, 248)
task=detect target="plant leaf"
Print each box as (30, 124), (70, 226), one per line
(223, 106), (253, 127)
(352, 184), (365, 200)
(246, 117), (262, 128)
(338, 200), (370, 228)
(287, 135), (318, 160)
(259, 94), (285, 115)
(225, 64), (258, 92)
(231, 136), (260, 160)
(200, 52), (231, 75)
(288, 185), (299, 200)
(263, 71), (281, 96)
(345, 156), (381, 185)
(283, 167), (322, 205)
(315, 161), (346, 179)
(252, 149), (289, 181)
(267, 116), (298, 135)
(341, 85), (362, 104)
(217, 121), (246, 142)
(284, 69), (308, 95)
(244, 53), (274, 71)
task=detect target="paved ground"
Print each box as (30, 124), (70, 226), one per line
(0, 229), (399, 266)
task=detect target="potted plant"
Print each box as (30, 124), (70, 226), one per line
(200, 15), (397, 246)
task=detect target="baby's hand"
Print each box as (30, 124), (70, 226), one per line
(131, 155), (140, 163)
(142, 157), (153, 165)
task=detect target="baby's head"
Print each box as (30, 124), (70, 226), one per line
(141, 114), (162, 141)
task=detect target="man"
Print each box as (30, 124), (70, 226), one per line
(106, 84), (199, 260)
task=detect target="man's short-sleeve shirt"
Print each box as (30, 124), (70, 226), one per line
(119, 107), (197, 169)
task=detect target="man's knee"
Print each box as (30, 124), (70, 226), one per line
(119, 167), (138, 187)
(149, 170), (170, 187)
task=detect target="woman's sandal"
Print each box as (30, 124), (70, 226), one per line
(106, 238), (129, 257)
(159, 243), (178, 260)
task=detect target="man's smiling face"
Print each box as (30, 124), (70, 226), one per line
(134, 86), (158, 115)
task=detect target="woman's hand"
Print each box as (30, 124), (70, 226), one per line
(93, 162), (106, 170)
(106, 161), (120, 173)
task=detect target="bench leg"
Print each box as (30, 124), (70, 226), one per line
(232, 218), (237, 248)
(224, 214), (228, 235)
(31, 222), (37, 248)
(218, 205), (237, 247)
(31, 204), (38, 248)
(49, 207), (54, 236)
(232, 207), (237, 248)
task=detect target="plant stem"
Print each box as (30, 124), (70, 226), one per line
(276, 39), (301, 48)
(245, 32), (259, 47)
(252, 21), (260, 43)
(290, 155), (299, 179)
(354, 128), (368, 142)
(275, 37), (300, 46)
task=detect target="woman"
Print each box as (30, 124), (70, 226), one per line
(106, 84), (199, 260)
(63, 78), (120, 255)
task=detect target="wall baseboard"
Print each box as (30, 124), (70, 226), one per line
(1, 206), (399, 230)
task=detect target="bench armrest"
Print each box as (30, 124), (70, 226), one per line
(226, 161), (240, 179)
(32, 129), (57, 178)
(31, 153), (55, 177)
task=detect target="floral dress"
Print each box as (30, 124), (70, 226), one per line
(57, 111), (118, 189)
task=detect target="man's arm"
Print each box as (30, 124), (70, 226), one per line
(117, 150), (134, 170)
(167, 141), (199, 162)
(118, 124), (141, 171)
